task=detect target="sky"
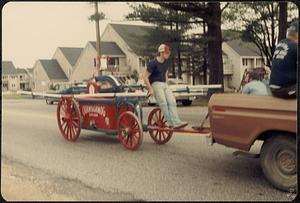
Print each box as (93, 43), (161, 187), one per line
(3, 2), (298, 69)
(2, 2), (150, 69)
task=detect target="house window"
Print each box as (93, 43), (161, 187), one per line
(20, 75), (23, 79)
(139, 58), (148, 68)
(256, 59), (264, 66)
(108, 57), (119, 66)
(242, 59), (248, 66)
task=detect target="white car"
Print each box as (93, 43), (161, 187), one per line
(114, 76), (222, 106)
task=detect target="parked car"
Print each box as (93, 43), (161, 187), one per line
(45, 84), (87, 104)
(208, 93), (296, 192)
(114, 76), (221, 106)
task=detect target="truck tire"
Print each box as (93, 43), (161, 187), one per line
(182, 100), (192, 106)
(260, 135), (296, 192)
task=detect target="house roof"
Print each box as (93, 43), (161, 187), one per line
(27, 68), (34, 74)
(89, 41), (125, 56)
(16, 68), (28, 74)
(225, 39), (261, 57)
(109, 23), (155, 54)
(39, 59), (68, 80)
(58, 47), (83, 66)
(2, 61), (18, 75)
(222, 30), (242, 41)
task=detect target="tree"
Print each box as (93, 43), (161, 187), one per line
(278, 2), (287, 41)
(156, 2), (225, 89)
(89, 2), (106, 76)
(222, 2), (298, 68)
(126, 3), (196, 79)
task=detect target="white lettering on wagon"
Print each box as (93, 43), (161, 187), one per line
(82, 105), (106, 117)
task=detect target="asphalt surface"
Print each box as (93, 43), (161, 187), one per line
(1, 98), (292, 201)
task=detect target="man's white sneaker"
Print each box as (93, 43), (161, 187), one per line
(173, 121), (188, 129)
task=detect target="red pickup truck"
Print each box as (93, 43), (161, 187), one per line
(208, 93), (297, 192)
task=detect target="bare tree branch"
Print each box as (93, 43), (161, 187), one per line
(221, 3), (230, 13)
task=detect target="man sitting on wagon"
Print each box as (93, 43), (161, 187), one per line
(269, 20), (298, 99)
(143, 44), (188, 129)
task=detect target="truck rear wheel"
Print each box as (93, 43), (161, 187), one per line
(260, 135), (296, 192)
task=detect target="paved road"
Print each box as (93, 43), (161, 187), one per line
(1, 99), (291, 201)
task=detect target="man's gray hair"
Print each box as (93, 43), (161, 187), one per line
(287, 20), (298, 36)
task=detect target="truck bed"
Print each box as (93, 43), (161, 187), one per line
(208, 93), (296, 151)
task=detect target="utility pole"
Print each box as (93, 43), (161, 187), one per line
(203, 21), (207, 85)
(94, 2), (101, 76)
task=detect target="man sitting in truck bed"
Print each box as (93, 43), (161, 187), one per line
(269, 20), (298, 99)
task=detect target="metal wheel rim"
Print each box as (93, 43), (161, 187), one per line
(275, 149), (296, 175)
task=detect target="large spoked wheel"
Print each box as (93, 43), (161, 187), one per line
(260, 135), (296, 192)
(118, 111), (143, 150)
(57, 97), (81, 142)
(148, 108), (173, 144)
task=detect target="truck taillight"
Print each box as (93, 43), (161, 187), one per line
(213, 106), (226, 112)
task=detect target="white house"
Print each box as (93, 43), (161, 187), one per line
(2, 61), (31, 91)
(101, 23), (154, 74)
(101, 24), (265, 90)
(29, 23), (269, 92)
(52, 47), (83, 79)
(32, 47), (82, 91)
(32, 59), (68, 91)
(70, 41), (126, 83)
(25, 68), (34, 90)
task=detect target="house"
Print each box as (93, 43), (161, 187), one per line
(32, 41), (125, 90)
(2, 61), (19, 91)
(100, 24), (259, 89)
(70, 41), (125, 83)
(25, 68), (34, 90)
(52, 47), (83, 79)
(101, 23), (155, 75)
(16, 68), (31, 90)
(32, 47), (83, 91)
(2, 61), (31, 91)
(222, 39), (267, 90)
(29, 23), (268, 92)
(32, 59), (68, 91)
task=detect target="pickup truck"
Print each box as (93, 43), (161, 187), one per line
(208, 93), (297, 192)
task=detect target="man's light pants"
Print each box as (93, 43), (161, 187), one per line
(152, 81), (182, 126)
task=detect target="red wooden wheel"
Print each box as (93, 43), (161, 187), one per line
(118, 111), (143, 150)
(57, 97), (81, 142)
(148, 107), (173, 144)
